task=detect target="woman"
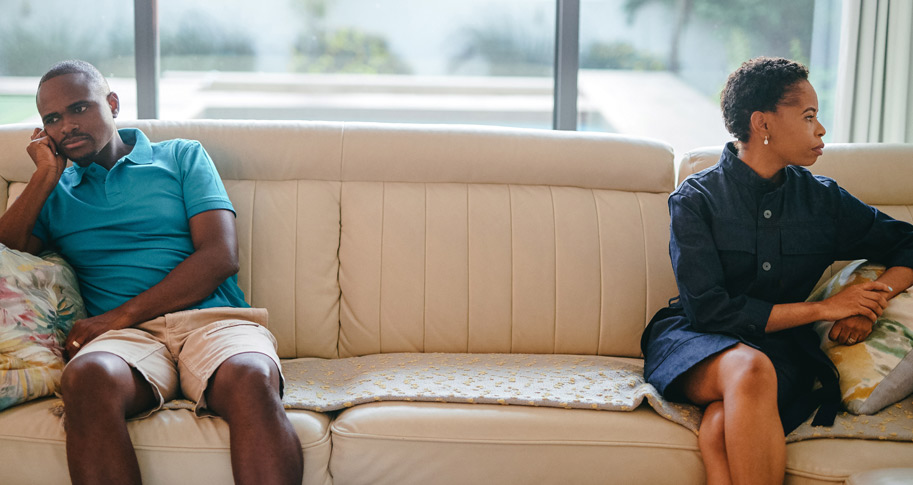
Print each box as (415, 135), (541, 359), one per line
(641, 57), (913, 485)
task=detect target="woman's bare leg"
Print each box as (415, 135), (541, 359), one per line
(676, 343), (785, 485)
(699, 400), (732, 485)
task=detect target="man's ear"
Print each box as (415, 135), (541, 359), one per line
(107, 92), (120, 118)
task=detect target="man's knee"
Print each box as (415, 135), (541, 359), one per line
(61, 352), (156, 418)
(62, 353), (129, 398)
(208, 353), (281, 409)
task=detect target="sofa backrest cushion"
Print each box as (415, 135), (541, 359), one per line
(335, 123), (677, 358)
(0, 121), (678, 360)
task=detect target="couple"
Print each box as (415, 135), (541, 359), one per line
(4, 58), (913, 485)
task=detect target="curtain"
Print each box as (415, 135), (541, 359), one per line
(835, 0), (913, 142)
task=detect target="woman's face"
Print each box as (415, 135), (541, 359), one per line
(764, 80), (826, 167)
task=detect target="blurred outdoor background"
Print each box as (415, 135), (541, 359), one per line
(0, 0), (842, 157)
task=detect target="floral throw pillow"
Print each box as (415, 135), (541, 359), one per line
(1, 244), (85, 411)
(806, 260), (913, 415)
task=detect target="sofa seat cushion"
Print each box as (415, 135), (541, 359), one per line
(329, 401), (704, 485)
(0, 397), (333, 485)
(786, 439), (913, 485)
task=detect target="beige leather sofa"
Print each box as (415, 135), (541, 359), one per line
(0, 120), (910, 484)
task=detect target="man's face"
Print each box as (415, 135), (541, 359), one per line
(36, 73), (118, 164)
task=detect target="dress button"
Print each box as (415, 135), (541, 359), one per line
(763, 210), (772, 219)
(762, 262), (771, 271)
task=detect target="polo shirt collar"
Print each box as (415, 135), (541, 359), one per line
(71, 128), (152, 186)
(720, 141), (785, 192)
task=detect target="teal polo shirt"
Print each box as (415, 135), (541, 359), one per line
(33, 128), (248, 317)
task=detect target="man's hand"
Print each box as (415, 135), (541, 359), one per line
(829, 315), (875, 346)
(818, 281), (891, 323)
(65, 311), (133, 359)
(27, 128), (67, 178)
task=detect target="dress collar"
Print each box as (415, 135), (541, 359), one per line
(720, 142), (786, 192)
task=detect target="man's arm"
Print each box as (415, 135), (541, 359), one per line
(0, 129), (67, 254)
(64, 209), (241, 356)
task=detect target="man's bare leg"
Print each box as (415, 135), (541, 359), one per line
(61, 352), (157, 485)
(205, 353), (303, 485)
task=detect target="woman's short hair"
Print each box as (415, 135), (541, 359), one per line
(720, 57), (809, 142)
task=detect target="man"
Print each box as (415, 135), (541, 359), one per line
(0, 60), (302, 484)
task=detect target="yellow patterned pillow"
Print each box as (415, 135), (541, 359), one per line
(0, 245), (85, 411)
(807, 260), (913, 415)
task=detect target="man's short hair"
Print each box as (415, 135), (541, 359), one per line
(38, 60), (110, 96)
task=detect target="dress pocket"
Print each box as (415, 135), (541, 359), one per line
(712, 221), (757, 253)
(781, 224), (836, 255)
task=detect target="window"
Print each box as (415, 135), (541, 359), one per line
(156, 0), (555, 128)
(577, 0), (843, 156)
(0, 0), (135, 124)
(0, 0), (858, 147)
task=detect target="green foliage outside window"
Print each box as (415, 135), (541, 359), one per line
(291, 28), (412, 75)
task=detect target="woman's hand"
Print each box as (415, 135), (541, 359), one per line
(829, 315), (874, 345)
(818, 280), (891, 323)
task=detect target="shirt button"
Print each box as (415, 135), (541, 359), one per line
(763, 210), (772, 219)
(748, 324), (757, 332)
(762, 262), (772, 271)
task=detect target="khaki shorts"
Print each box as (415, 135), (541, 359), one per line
(67, 307), (282, 419)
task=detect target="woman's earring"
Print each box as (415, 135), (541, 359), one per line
(764, 135), (769, 145)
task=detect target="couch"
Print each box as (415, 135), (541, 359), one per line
(0, 120), (910, 484)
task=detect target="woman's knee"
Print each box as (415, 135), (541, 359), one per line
(718, 346), (777, 396)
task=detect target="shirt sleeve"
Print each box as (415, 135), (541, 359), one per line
(176, 140), (236, 219)
(835, 186), (913, 268)
(669, 192), (771, 339)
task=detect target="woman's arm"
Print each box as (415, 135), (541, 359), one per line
(766, 266), (913, 338)
(766, 279), (892, 332)
(827, 266), (913, 344)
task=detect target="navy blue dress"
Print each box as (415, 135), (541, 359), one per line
(641, 143), (913, 433)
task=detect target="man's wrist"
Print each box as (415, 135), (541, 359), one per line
(31, 165), (63, 186)
(108, 303), (142, 329)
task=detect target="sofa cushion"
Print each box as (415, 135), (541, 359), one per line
(786, 439), (913, 484)
(329, 401), (704, 485)
(807, 260), (913, 414)
(338, 182), (675, 358)
(1, 247), (84, 411)
(0, 398), (333, 485)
